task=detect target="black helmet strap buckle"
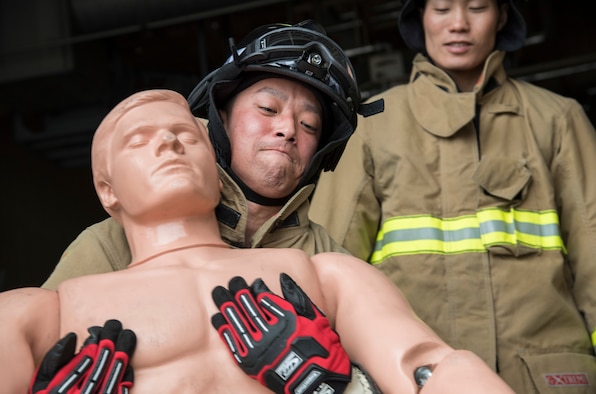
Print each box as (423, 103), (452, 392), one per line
(297, 50), (327, 80)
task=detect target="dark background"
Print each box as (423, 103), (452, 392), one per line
(1, 0), (595, 290)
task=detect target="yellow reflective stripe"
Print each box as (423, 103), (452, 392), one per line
(373, 238), (485, 260)
(371, 208), (565, 264)
(477, 209), (565, 250)
(592, 329), (596, 348)
(379, 214), (480, 232)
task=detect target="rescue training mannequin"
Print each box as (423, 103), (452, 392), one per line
(0, 89), (514, 393)
(310, 1), (596, 392)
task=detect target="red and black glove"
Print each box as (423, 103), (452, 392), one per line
(211, 273), (351, 394)
(30, 319), (136, 394)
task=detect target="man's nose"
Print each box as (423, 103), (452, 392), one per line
(449, 9), (470, 31)
(274, 115), (297, 142)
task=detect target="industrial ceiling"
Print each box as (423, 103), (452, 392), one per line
(1, 0), (595, 168)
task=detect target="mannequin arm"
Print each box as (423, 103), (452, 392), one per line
(0, 288), (60, 393)
(420, 349), (514, 393)
(312, 252), (514, 393)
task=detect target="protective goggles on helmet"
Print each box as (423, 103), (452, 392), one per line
(188, 20), (382, 126)
(223, 21), (361, 127)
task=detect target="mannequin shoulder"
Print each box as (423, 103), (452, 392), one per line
(0, 287), (60, 350)
(0, 287), (59, 317)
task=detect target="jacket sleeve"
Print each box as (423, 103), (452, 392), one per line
(310, 128), (381, 262)
(41, 217), (131, 290)
(553, 99), (596, 344)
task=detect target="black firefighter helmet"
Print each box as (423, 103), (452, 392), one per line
(187, 20), (383, 205)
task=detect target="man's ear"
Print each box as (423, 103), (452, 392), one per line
(96, 180), (120, 211)
(497, 2), (509, 31)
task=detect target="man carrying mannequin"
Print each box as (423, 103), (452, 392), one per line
(41, 20), (381, 290)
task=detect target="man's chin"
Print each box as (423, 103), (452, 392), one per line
(252, 179), (300, 200)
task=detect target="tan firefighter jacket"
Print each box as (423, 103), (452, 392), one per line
(43, 164), (345, 290)
(310, 51), (596, 393)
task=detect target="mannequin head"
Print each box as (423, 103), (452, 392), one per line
(91, 90), (220, 224)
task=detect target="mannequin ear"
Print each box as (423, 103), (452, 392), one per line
(96, 180), (120, 211)
(219, 179), (224, 193)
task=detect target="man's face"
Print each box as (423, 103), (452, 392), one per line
(220, 77), (323, 200)
(107, 100), (220, 221)
(422, 0), (507, 86)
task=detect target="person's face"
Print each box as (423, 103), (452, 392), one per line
(220, 77), (323, 200)
(422, 0), (507, 86)
(106, 100), (220, 220)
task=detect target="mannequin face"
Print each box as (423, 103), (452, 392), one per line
(220, 78), (323, 200)
(422, 0), (507, 90)
(104, 99), (220, 221)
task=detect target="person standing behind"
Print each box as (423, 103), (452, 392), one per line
(310, 1), (596, 392)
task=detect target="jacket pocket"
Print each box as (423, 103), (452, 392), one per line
(520, 352), (596, 393)
(474, 156), (541, 257)
(474, 155), (531, 201)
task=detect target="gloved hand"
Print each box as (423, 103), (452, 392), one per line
(211, 273), (351, 394)
(30, 319), (136, 394)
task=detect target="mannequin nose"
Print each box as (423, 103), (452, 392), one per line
(163, 132), (176, 142)
(157, 131), (183, 154)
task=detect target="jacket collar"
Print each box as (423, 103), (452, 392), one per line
(408, 51), (508, 137)
(215, 165), (315, 248)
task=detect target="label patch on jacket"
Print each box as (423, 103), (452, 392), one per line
(544, 373), (590, 386)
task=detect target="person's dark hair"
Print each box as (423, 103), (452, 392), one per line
(398, 0), (527, 54)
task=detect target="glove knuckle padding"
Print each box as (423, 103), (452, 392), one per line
(30, 320), (136, 394)
(100, 328), (137, 394)
(211, 274), (351, 394)
(30, 333), (78, 392)
(240, 298), (298, 376)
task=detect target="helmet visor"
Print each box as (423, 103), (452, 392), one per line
(225, 26), (359, 116)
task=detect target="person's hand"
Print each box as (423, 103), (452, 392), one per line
(211, 273), (351, 394)
(30, 319), (136, 394)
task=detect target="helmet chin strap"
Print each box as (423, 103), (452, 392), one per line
(226, 167), (293, 207)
